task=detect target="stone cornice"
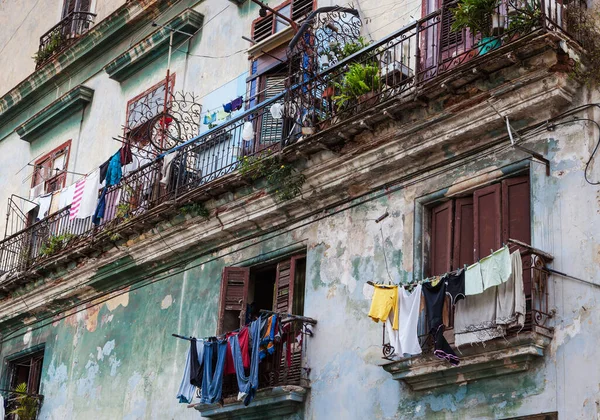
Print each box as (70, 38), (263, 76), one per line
(15, 85), (94, 142)
(0, 0), (179, 132)
(104, 8), (205, 82)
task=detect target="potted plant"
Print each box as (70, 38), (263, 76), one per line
(9, 383), (40, 420)
(451, 0), (503, 55)
(333, 62), (381, 110)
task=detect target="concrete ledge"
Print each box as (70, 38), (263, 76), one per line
(104, 9), (204, 82)
(15, 85), (94, 142)
(194, 386), (307, 420)
(382, 330), (552, 391)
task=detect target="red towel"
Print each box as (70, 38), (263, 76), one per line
(224, 326), (250, 375)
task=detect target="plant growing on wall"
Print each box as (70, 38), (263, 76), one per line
(239, 151), (305, 201)
(9, 383), (40, 420)
(33, 31), (65, 66)
(567, 3), (600, 87)
(333, 62), (381, 110)
(179, 202), (210, 219)
(116, 203), (132, 220)
(39, 233), (75, 257)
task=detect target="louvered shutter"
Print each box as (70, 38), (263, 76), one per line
(439, 0), (463, 50)
(452, 196), (474, 270)
(274, 257), (297, 314)
(430, 201), (453, 276)
(291, 0), (313, 21)
(259, 74), (286, 147)
(502, 176), (531, 293)
(473, 183), (501, 260)
(218, 267), (250, 334)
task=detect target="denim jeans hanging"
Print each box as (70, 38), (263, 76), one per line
(200, 339), (227, 404)
(230, 318), (262, 405)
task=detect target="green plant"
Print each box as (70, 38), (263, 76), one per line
(33, 30), (64, 65)
(9, 383), (39, 420)
(39, 233), (75, 257)
(333, 62), (381, 109)
(107, 231), (123, 242)
(331, 36), (372, 60)
(116, 203), (131, 220)
(568, 3), (600, 87)
(451, 0), (500, 38)
(507, 0), (541, 34)
(239, 152), (305, 201)
(179, 202), (210, 219)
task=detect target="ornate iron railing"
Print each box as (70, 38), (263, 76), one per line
(0, 0), (578, 278)
(221, 316), (315, 400)
(36, 11), (96, 68)
(382, 245), (553, 360)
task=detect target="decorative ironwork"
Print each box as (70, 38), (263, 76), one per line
(36, 11), (96, 68)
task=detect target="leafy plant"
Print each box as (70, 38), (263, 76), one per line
(451, 0), (500, 38)
(239, 152), (305, 201)
(507, 0), (541, 34)
(333, 62), (381, 109)
(330, 36), (372, 60)
(567, 3), (600, 87)
(33, 30), (64, 65)
(39, 233), (75, 257)
(9, 383), (40, 420)
(116, 203), (131, 220)
(179, 202), (210, 219)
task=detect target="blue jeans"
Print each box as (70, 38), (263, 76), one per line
(200, 339), (227, 404)
(231, 318), (262, 406)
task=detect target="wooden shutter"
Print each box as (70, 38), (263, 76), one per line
(430, 201), (453, 276)
(439, 0), (463, 50)
(452, 196), (474, 270)
(259, 74), (286, 147)
(217, 267), (250, 334)
(502, 175), (531, 293)
(291, 0), (314, 21)
(473, 183), (501, 260)
(274, 256), (300, 314)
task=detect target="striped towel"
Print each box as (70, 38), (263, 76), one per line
(69, 177), (86, 220)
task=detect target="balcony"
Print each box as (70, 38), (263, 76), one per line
(0, 1), (581, 286)
(3, 388), (44, 420)
(382, 244), (554, 391)
(35, 11), (96, 69)
(193, 317), (315, 419)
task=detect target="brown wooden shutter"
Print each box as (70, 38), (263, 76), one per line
(430, 201), (453, 276)
(439, 0), (463, 50)
(502, 175), (531, 293)
(274, 256), (299, 313)
(217, 267), (250, 334)
(452, 196), (474, 270)
(473, 183), (501, 260)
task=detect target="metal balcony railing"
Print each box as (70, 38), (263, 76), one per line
(36, 11), (96, 68)
(0, 0), (579, 280)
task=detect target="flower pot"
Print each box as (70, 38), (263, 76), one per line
(322, 86), (335, 98)
(358, 91), (378, 107)
(477, 37), (502, 56)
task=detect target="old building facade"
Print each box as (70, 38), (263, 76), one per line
(0, 0), (598, 418)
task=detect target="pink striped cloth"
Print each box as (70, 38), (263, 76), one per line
(69, 178), (86, 220)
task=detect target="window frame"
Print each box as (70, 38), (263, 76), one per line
(250, 0), (316, 42)
(4, 345), (45, 395)
(31, 140), (72, 195)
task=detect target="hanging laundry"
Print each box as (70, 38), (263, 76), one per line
(120, 143), (133, 166)
(70, 171), (99, 220)
(22, 198), (38, 215)
(368, 284), (399, 330)
(270, 103), (284, 119)
(190, 338), (204, 388)
(59, 183), (76, 210)
(423, 280), (459, 366)
(445, 269), (465, 306)
(159, 152), (177, 186)
(480, 245), (512, 290)
(495, 250), (525, 329)
(464, 262), (484, 296)
(36, 193), (52, 220)
(99, 159), (110, 184)
(231, 96), (243, 111)
(203, 112), (217, 125)
(48, 190), (61, 215)
(242, 121), (254, 141)
(454, 285), (501, 347)
(106, 152), (122, 187)
(259, 314), (278, 360)
(223, 102), (233, 113)
(176, 339), (204, 404)
(385, 284), (422, 358)
(224, 326), (250, 375)
(216, 110), (229, 121)
(200, 340), (227, 404)
(231, 317), (262, 405)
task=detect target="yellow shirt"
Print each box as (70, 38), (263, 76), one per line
(368, 284), (399, 330)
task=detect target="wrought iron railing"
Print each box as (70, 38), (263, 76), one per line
(221, 316), (314, 400)
(36, 11), (96, 68)
(382, 244), (553, 359)
(0, 0), (579, 278)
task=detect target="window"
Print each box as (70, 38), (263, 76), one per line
(6, 348), (44, 395)
(31, 140), (71, 196)
(125, 75), (175, 147)
(251, 0), (315, 42)
(217, 254), (306, 334)
(62, 0), (91, 18)
(428, 175), (531, 285)
(439, 0), (463, 50)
